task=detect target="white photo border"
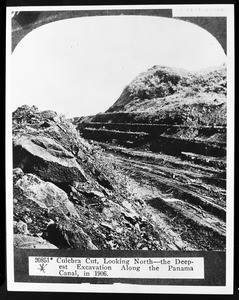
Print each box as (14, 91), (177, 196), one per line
(5, 4), (235, 294)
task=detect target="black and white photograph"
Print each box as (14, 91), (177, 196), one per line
(5, 4), (235, 294)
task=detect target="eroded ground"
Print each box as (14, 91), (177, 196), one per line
(94, 142), (226, 251)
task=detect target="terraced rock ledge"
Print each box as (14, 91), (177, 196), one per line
(74, 65), (227, 250)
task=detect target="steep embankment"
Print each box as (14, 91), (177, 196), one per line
(13, 105), (168, 250)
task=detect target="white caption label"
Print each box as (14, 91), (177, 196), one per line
(29, 257), (204, 279)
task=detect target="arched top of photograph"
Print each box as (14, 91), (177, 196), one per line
(11, 15), (226, 118)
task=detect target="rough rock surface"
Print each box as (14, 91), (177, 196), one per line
(14, 133), (87, 185)
(14, 170), (78, 216)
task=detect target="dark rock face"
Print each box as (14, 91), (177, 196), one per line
(46, 223), (98, 250)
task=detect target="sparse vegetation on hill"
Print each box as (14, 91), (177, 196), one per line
(104, 65), (226, 127)
(107, 65), (226, 111)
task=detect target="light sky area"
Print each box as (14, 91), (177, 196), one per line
(10, 16), (226, 118)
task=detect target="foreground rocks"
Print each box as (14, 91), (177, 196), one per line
(14, 169), (78, 216)
(12, 105), (165, 250)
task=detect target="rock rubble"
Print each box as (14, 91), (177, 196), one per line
(13, 105), (163, 250)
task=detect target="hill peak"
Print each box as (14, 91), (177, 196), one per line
(107, 64), (226, 113)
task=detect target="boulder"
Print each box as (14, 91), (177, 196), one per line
(14, 172), (78, 217)
(14, 220), (29, 235)
(13, 135), (87, 184)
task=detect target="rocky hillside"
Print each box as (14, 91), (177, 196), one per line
(78, 65), (226, 158)
(100, 65), (226, 127)
(13, 105), (168, 250)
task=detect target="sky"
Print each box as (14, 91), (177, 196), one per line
(10, 15), (226, 118)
